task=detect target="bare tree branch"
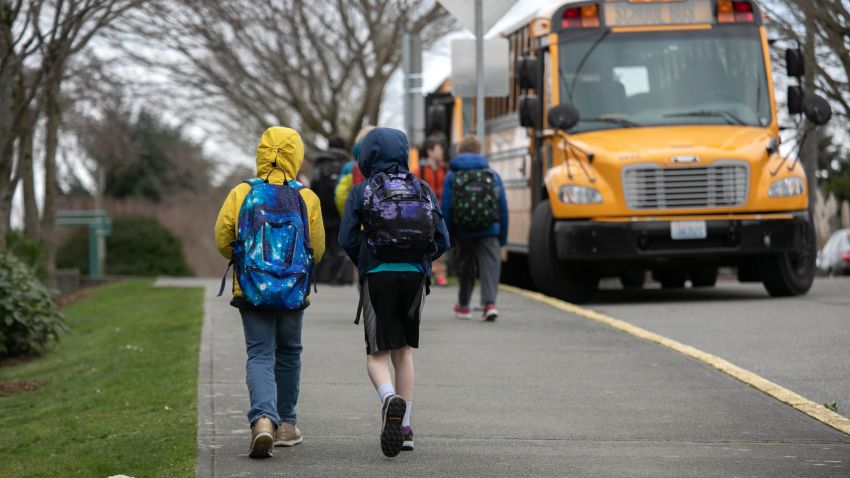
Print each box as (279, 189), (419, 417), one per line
(120, 0), (454, 152)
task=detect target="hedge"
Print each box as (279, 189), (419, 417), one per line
(57, 215), (193, 276)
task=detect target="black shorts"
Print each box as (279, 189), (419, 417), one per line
(362, 271), (425, 354)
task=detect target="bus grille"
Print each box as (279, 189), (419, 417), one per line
(622, 162), (749, 210)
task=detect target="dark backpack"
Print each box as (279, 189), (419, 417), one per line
(452, 168), (500, 230)
(310, 151), (347, 222)
(362, 172), (439, 262)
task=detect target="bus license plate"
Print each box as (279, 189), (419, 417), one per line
(671, 221), (707, 240)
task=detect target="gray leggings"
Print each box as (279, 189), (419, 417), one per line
(455, 236), (501, 306)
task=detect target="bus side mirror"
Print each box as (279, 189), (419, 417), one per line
(516, 56), (539, 90)
(547, 104), (580, 131)
(519, 95), (541, 128)
(803, 94), (832, 126)
(785, 48), (804, 77)
(787, 86), (803, 115)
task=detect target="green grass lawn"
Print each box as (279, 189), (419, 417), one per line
(0, 279), (203, 478)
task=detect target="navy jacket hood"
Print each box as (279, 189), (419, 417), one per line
(449, 153), (489, 171)
(339, 127), (450, 286)
(357, 127), (410, 178)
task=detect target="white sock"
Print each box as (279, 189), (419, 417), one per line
(402, 401), (413, 428)
(377, 383), (395, 404)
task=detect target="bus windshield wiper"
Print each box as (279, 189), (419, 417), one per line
(664, 110), (747, 125)
(580, 117), (641, 128)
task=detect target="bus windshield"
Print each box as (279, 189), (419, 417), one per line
(558, 26), (771, 132)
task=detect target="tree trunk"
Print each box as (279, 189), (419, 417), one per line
(0, 50), (14, 249)
(20, 108), (39, 238)
(802, 13), (819, 220)
(0, 136), (15, 248)
(40, 76), (61, 285)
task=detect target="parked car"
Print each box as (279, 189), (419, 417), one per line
(817, 229), (850, 276)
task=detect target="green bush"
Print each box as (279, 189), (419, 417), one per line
(0, 251), (68, 359)
(4, 231), (46, 280)
(57, 215), (193, 276)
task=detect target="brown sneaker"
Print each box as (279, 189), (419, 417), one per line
(274, 422), (303, 447)
(249, 417), (275, 458)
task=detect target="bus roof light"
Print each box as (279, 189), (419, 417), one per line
(562, 4), (599, 29)
(718, 0), (754, 23)
(562, 7), (581, 28)
(581, 5), (600, 28)
(733, 1), (754, 22)
(717, 0), (734, 23)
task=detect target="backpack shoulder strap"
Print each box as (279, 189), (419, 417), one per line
(244, 178), (264, 187)
(370, 171), (388, 188)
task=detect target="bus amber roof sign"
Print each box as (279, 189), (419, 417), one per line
(603, 0), (713, 27)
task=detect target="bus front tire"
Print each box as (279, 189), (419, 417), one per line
(760, 222), (816, 297)
(760, 224), (816, 297)
(529, 200), (598, 304)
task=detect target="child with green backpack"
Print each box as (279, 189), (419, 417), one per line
(441, 135), (508, 321)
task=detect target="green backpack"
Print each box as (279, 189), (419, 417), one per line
(452, 169), (500, 230)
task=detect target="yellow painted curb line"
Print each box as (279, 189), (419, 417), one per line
(500, 284), (850, 437)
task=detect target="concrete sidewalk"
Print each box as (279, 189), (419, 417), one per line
(157, 278), (850, 477)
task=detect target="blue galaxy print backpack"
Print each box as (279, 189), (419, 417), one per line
(363, 172), (439, 262)
(218, 177), (314, 311)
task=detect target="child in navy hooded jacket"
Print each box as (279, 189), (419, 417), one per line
(441, 135), (508, 321)
(338, 127), (450, 456)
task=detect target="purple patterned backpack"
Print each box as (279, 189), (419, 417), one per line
(362, 172), (439, 262)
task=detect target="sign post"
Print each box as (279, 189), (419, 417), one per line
(439, 0), (515, 145)
(56, 210), (111, 278)
(475, 0), (484, 144)
(403, 33), (424, 147)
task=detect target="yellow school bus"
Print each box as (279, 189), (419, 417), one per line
(425, 0), (832, 302)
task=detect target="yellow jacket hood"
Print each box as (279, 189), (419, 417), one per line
(256, 126), (304, 181)
(214, 126), (325, 301)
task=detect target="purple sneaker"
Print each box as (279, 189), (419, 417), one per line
(401, 426), (414, 451)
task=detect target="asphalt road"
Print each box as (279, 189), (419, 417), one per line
(593, 276), (850, 419)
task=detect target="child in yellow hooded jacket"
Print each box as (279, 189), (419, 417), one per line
(213, 126), (325, 458)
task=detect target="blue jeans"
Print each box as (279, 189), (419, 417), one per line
(240, 308), (304, 427)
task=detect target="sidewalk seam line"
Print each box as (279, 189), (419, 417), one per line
(500, 284), (850, 437)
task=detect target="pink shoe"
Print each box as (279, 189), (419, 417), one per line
(483, 304), (498, 321)
(435, 275), (448, 287)
(453, 304), (471, 319)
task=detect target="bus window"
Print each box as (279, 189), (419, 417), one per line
(558, 25), (771, 132)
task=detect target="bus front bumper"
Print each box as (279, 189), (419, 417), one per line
(552, 213), (811, 261)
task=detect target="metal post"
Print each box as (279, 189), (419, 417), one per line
(475, 0), (485, 145)
(403, 33), (424, 146)
(96, 167), (106, 275)
(88, 223), (100, 277)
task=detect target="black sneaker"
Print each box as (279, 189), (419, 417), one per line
(401, 426), (414, 451)
(380, 395), (406, 457)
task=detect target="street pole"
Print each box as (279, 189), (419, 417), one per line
(475, 0), (485, 146)
(403, 33), (424, 146)
(96, 166), (106, 275)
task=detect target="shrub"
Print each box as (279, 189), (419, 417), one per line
(0, 251), (68, 359)
(57, 215), (193, 276)
(4, 231), (46, 280)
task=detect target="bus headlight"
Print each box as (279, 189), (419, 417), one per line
(559, 185), (602, 204)
(768, 177), (804, 198)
